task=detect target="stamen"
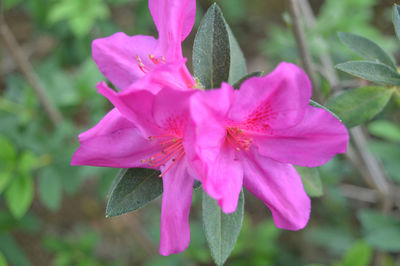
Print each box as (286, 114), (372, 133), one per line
(159, 150), (185, 177)
(149, 54), (166, 65)
(227, 127), (253, 151)
(136, 55), (150, 73)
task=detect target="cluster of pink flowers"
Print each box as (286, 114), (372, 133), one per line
(71, 0), (348, 256)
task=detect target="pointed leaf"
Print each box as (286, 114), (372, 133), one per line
(193, 3), (230, 89)
(393, 4), (400, 41)
(106, 168), (162, 217)
(309, 99), (340, 120)
(233, 71), (263, 89)
(338, 32), (396, 70)
(342, 241), (372, 266)
(326, 86), (394, 128)
(336, 61), (400, 85)
(203, 190), (244, 266)
(295, 166), (323, 198)
(226, 26), (247, 84)
(367, 120), (400, 143)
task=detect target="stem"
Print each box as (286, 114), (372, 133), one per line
(287, 0), (322, 102)
(0, 20), (63, 126)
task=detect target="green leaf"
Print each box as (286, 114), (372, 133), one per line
(106, 168), (163, 217)
(295, 166), (323, 197)
(393, 4), (400, 41)
(203, 190), (244, 266)
(0, 251), (8, 266)
(368, 141), (400, 183)
(5, 174), (34, 219)
(309, 100), (340, 120)
(226, 26), (247, 84)
(326, 86), (394, 128)
(232, 71), (263, 89)
(193, 3), (230, 89)
(338, 32), (396, 70)
(0, 234), (31, 266)
(367, 120), (400, 143)
(342, 241), (372, 266)
(358, 209), (400, 252)
(336, 61), (400, 85)
(38, 168), (62, 211)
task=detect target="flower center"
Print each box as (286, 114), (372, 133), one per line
(141, 135), (185, 177)
(226, 127), (253, 151)
(136, 54), (166, 73)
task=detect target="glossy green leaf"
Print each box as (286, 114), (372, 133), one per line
(203, 190), (244, 266)
(193, 3), (230, 89)
(336, 61), (400, 85)
(295, 166), (323, 198)
(326, 86), (394, 128)
(232, 71), (263, 89)
(5, 174), (34, 219)
(106, 168), (163, 217)
(338, 32), (396, 70)
(367, 120), (400, 143)
(38, 168), (62, 211)
(393, 4), (400, 41)
(342, 241), (372, 266)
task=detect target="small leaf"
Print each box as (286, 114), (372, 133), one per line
(203, 190), (244, 266)
(38, 168), (62, 211)
(393, 4), (400, 41)
(342, 241), (372, 266)
(232, 71), (263, 89)
(106, 168), (163, 217)
(367, 120), (400, 143)
(336, 61), (400, 85)
(326, 86), (394, 128)
(0, 251), (8, 266)
(338, 32), (396, 70)
(295, 166), (323, 198)
(193, 3), (230, 89)
(5, 174), (34, 219)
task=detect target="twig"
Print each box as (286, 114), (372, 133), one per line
(287, 0), (322, 102)
(340, 184), (378, 203)
(0, 20), (63, 126)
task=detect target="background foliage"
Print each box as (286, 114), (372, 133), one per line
(1, 0), (400, 265)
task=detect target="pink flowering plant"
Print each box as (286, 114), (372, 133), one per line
(67, 0), (379, 264)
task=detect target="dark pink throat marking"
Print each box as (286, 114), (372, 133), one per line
(226, 127), (253, 151)
(141, 135), (185, 177)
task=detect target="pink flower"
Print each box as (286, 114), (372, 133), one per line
(187, 62), (349, 230)
(92, 0), (196, 90)
(71, 83), (199, 255)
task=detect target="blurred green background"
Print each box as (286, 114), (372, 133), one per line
(1, 0), (400, 265)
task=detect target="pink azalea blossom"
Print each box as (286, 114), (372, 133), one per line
(92, 0), (196, 90)
(71, 83), (199, 255)
(187, 62), (349, 230)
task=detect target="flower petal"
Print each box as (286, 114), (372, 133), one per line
(71, 108), (158, 168)
(149, 0), (196, 59)
(229, 62), (311, 130)
(241, 150), (310, 230)
(92, 33), (158, 89)
(202, 143), (243, 213)
(254, 106), (349, 167)
(159, 158), (194, 255)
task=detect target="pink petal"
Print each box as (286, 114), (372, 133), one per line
(229, 62), (311, 130)
(71, 108), (159, 168)
(92, 33), (158, 89)
(241, 150), (311, 230)
(202, 143), (243, 213)
(159, 158), (194, 255)
(149, 0), (196, 59)
(254, 106), (349, 167)
(96, 82), (160, 137)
